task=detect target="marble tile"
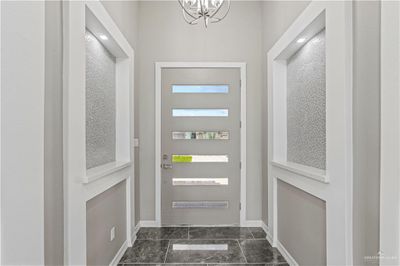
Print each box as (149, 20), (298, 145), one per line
(247, 227), (267, 239)
(121, 264), (161, 266)
(239, 240), (286, 264)
(189, 227), (254, 240)
(207, 263), (265, 266)
(208, 264), (288, 266)
(137, 227), (189, 240)
(165, 239), (246, 264)
(120, 240), (169, 264)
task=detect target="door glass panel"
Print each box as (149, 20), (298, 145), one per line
(172, 201), (229, 209)
(172, 155), (229, 163)
(172, 178), (229, 186)
(172, 109), (228, 117)
(172, 85), (229, 94)
(172, 131), (229, 140)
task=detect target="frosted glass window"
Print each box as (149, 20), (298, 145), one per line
(172, 85), (229, 93)
(287, 30), (326, 170)
(172, 109), (228, 117)
(85, 30), (116, 169)
(172, 201), (229, 209)
(172, 178), (229, 186)
(172, 131), (229, 140)
(172, 155), (229, 163)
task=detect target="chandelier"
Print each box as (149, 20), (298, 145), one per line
(178, 0), (231, 28)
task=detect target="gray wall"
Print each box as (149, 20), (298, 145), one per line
(102, 0), (141, 227)
(44, 1), (64, 265)
(261, 0), (310, 225)
(137, 1), (263, 221)
(353, 1), (381, 265)
(86, 181), (127, 266)
(278, 180), (326, 266)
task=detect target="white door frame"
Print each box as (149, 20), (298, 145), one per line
(155, 62), (247, 226)
(380, 2), (400, 265)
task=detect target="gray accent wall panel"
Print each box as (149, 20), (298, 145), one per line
(287, 30), (326, 170)
(87, 181), (127, 266)
(85, 30), (116, 169)
(278, 180), (326, 265)
(44, 1), (64, 265)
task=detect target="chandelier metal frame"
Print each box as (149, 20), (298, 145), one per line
(178, 0), (231, 27)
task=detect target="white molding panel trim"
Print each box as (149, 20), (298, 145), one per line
(267, 1), (353, 265)
(155, 62), (247, 226)
(62, 1), (135, 264)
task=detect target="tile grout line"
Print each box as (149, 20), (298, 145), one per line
(164, 239), (171, 264)
(236, 239), (248, 263)
(246, 227), (255, 239)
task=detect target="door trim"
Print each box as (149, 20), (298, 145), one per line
(155, 62), (247, 226)
(380, 2), (400, 264)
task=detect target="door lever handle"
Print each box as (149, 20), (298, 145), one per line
(161, 163), (173, 169)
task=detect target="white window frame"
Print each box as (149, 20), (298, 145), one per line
(63, 1), (134, 264)
(380, 2), (400, 265)
(155, 62), (247, 226)
(267, 1), (353, 265)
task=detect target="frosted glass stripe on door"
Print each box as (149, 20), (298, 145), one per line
(172, 178), (229, 186)
(172, 201), (229, 209)
(172, 85), (229, 94)
(172, 131), (229, 140)
(172, 109), (229, 117)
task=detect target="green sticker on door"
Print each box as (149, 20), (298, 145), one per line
(172, 155), (193, 163)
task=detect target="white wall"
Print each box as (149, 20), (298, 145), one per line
(137, 1), (264, 221)
(1, 1), (45, 264)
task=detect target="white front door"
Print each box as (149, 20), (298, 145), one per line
(160, 68), (241, 226)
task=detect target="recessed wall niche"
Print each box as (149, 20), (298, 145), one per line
(287, 30), (326, 170)
(85, 30), (116, 169)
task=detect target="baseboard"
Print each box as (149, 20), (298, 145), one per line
(139, 220), (158, 227)
(258, 221), (298, 266)
(276, 240), (299, 266)
(109, 240), (128, 266)
(244, 220), (263, 227)
(260, 221), (273, 244)
(131, 223), (140, 244)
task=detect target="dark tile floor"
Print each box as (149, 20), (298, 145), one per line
(119, 227), (287, 265)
